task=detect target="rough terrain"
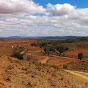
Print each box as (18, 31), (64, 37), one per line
(0, 56), (88, 88)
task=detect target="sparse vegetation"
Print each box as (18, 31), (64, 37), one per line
(0, 38), (88, 88)
(31, 41), (69, 56)
(31, 42), (38, 46)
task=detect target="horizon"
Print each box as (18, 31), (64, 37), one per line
(0, 35), (85, 40)
(0, 35), (85, 37)
(0, 0), (88, 37)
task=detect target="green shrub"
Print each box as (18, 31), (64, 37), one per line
(31, 42), (38, 46)
(78, 53), (83, 60)
(11, 52), (23, 60)
(11, 46), (25, 60)
(27, 56), (32, 60)
(39, 42), (47, 48)
(57, 46), (69, 56)
(63, 64), (68, 69)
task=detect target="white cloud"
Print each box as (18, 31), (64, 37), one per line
(47, 3), (75, 16)
(0, 2), (88, 37)
(0, 0), (46, 16)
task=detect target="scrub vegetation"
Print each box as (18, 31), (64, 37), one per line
(0, 37), (88, 88)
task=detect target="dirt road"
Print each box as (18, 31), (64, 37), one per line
(41, 57), (50, 64)
(64, 70), (88, 80)
(50, 55), (76, 59)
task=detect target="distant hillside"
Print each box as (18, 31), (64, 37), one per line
(64, 36), (88, 43)
(0, 36), (83, 39)
(37, 36), (82, 39)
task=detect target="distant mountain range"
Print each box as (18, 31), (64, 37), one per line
(34, 36), (82, 39)
(0, 36), (83, 39)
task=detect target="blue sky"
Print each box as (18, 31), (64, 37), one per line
(0, 0), (88, 37)
(33, 0), (88, 8)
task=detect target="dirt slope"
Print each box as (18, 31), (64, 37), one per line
(0, 56), (88, 88)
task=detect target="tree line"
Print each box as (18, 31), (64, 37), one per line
(31, 41), (83, 60)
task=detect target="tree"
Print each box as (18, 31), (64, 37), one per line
(39, 42), (47, 48)
(31, 42), (38, 46)
(12, 52), (23, 60)
(49, 47), (56, 53)
(78, 53), (83, 60)
(11, 47), (25, 60)
(56, 46), (68, 56)
(44, 47), (50, 55)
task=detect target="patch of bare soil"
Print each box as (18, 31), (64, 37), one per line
(41, 57), (50, 64)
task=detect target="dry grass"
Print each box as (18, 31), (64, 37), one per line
(0, 39), (88, 88)
(0, 56), (88, 88)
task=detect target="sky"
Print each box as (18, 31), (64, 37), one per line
(33, 0), (88, 8)
(0, 0), (88, 37)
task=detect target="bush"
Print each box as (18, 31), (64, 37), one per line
(11, 46), (25, 60)
(11, 52), (23, 60)
(31, 42), (38, 46)
(39, 42), (47, 48)
(63, 64), (68, 69)
(43, 47), (49, 55)
(57, 46), (69, 56)
(49, 47), (56, 52)
(27, 56), (32, 60)
(78, 53), (83, 60)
